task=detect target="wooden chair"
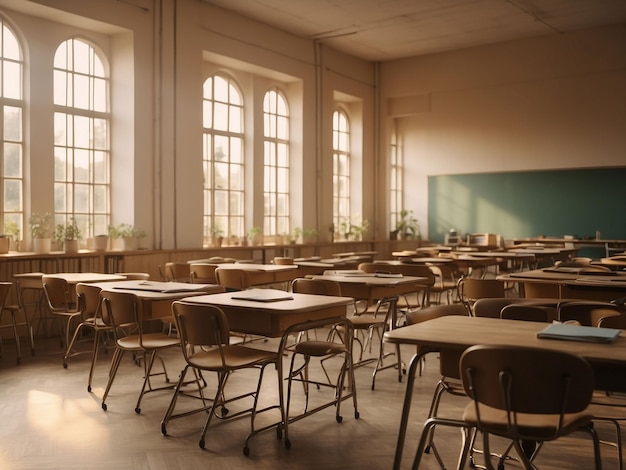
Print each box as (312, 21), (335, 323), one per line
(282, 315), (359, 449)
(457, 278), (505, 314)
(160, 301), (281, 456)
(161, 262), (191, 282)
(558, 300), (626, 326)
(99, 290), (180, 413)
(0, 281), (34, 364)
(427, 263), (460, 304)
(189, 263), (219, 284)
(41, 275), (82, 350)
(69, 283), (113, 391)
(215, 267), (251, 291)
(499, 304), (554, 322)
(412, 345), (602, 470)
(405, 304), (469, 467)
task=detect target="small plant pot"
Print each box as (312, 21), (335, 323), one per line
(94, 235), (109, 252)
(33, 238), (51, 254)
(122, 236), (138, 251)
(64, 239), (79, 253)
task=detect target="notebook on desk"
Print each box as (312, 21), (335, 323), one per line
(231, 289), (294, 302)
(537, 322), (621, 344)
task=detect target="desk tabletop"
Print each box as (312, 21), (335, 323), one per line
(215, 263), (298, 272)
(183, 290), (353, 312)
(95, 280), (224, 299)
(384, 315), (626, 365)
(311, 272), (427, 286)
(44, 272), (127, 284)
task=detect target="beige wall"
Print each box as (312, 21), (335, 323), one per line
(380, 24), (626, 236)
(2, 0), (624, 246)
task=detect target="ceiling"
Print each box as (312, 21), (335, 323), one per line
(202, 0), (626, 61)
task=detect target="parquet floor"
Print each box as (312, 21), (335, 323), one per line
(0, 329), (620, 469)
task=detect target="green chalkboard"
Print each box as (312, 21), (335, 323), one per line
(428, 168), (626, 244)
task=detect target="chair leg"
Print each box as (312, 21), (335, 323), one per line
(63, 322), (87, 368)
(199, 371), (229, 449)
(101, 347), (125, 411)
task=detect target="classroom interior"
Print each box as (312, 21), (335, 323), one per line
(1, 1), (626, 469)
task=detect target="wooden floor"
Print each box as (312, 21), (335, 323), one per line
(0, 328), (620, 470)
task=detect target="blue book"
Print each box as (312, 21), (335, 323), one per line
(537, 323), (621, 344)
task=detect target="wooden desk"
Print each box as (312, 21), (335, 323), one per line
(384, 315), (626, 469)
(182, 289), (352, 338)
(309, 272), (428, 306)
(215, 263), (299, 286)
(94, 280), (224, 319)
(499, 268), (626, 301)
(180, 290), (353, 449)
(52, 272), (127, 284)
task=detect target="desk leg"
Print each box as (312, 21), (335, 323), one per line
(392, 347), (433, 470)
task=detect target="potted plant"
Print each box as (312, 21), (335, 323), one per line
(302, 228), (318, 244)
(28, 212), (53, 253)
(291, 227), (302, 244)
(350, 219), (369, 241)
(4, 220), (20, 252)
(54, 217), (81, 253)
(248, 226), (262, 246)
(395, 209), (420, 240)
(210, 225), (224, 247)
(119, 223), (139, 251)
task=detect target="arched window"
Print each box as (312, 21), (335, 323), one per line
(263, 89), (289, 239)
(333, 109), (350, 234)
(0, 18), (24, 244)
(53, 38), (110, 238)
(202, 74), (244, 245)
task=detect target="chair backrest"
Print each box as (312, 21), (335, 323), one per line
(499, 304), (554, 322)
(558, 300), (626, 326)
(406, 303), (468, 379)
(172, 301), (230, 365)
(42, 275), (72, 310)
(215, 267), (250, 290)
(473, 297), (561, 318)
(460, 345), (594, 436)
(597, 313), (626, 329)
(405, 303), (469, 325)
(76, 283), (103, 320)
(189, 263), (219, 284)
(523, 281), (560, 298)
(273, 257), (294, 265)
(458, 278), (505, 306)
(100, 289), (141, 330)
(163, 262), (191, 282)
(291, 277), (342, 296)
(0, 282), (12, 309)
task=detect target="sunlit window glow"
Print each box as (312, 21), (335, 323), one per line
(53, 38), (110, 239)
(0, 18), (24, 240)
(202, 74), (244, 245)
(333, 109), (350, 233)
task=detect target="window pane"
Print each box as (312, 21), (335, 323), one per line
(4, 142), (21, 177)
(3, 61), (21, 99)
(4, 105), (20, 141)
(4, 179), (21, 211)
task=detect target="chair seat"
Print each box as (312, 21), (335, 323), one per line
(187, 344), (278, 370)
(349, 314), (385, 328)
(463, 403), (595, 440)
(294, 340), (348, 357)
(117, 333), (180, 350)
